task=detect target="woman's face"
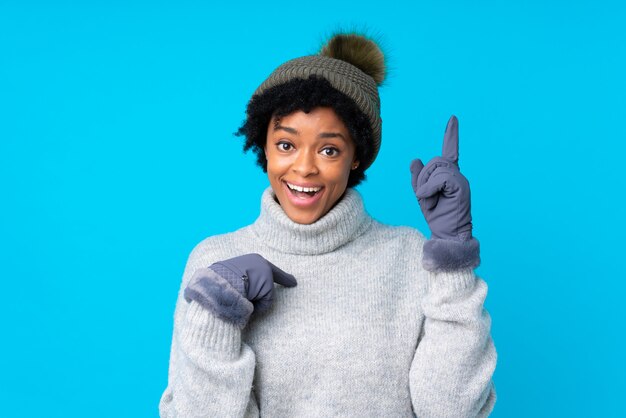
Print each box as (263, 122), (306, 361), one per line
(264, 107), (359, 225)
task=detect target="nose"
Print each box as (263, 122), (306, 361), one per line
(291, 149), (319, 176)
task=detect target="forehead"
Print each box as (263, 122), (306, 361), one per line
(270, 107), (349, 132)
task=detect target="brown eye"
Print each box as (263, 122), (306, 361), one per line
(322, 147), (339, 157)
(277, 141), (293, 151)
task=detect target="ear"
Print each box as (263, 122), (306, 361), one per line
(351, 158), (360, 170)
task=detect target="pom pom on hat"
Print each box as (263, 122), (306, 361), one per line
(320, 33), (386, 86)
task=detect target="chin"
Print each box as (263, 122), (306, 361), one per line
(297, 216), (320, 225)
(270, 181), (329, 224)
(285, 209), (322, 225)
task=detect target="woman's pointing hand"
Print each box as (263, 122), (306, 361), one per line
(211, 253), (297, 313)
(184, 253), (297, 328)
(409, 115), (473, 242)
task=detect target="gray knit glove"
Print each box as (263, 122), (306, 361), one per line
(410, 116), (480, 272)
(184, 253), (297, 328)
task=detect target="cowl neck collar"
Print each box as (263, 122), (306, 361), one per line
(250, 186), (372, 255)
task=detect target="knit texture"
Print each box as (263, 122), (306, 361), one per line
(160, 187), (497, 417)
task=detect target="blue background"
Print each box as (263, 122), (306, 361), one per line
(1, 1), (624, 416)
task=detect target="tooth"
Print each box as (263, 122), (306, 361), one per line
(287, 182), (320, 193)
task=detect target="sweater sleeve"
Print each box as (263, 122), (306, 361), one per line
(159, 248), (259, 417)
(409, 268), (497, 417)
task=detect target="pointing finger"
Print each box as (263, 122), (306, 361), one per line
(442, 115), (459, 164)
(267, 261), (297, 287)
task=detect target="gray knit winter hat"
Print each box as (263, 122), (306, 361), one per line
(253, 33), (386, 170)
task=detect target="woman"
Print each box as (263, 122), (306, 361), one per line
(159, 33), (497, 417)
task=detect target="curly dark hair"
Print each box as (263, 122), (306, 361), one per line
(235, 75), (375, 187)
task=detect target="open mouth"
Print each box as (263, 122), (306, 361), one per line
(284, 181), (324, 200)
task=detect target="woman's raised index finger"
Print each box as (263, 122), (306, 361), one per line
(442, 115), (459, 164)
(268, 261), (298, 287)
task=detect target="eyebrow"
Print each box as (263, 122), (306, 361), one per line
(274, 124), (347, 142)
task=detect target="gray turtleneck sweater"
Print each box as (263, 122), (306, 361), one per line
(159, 187), (497, 417)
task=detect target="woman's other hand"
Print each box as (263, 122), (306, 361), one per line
(409, 115), (473, 241)
(409, 116), (480, 272)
